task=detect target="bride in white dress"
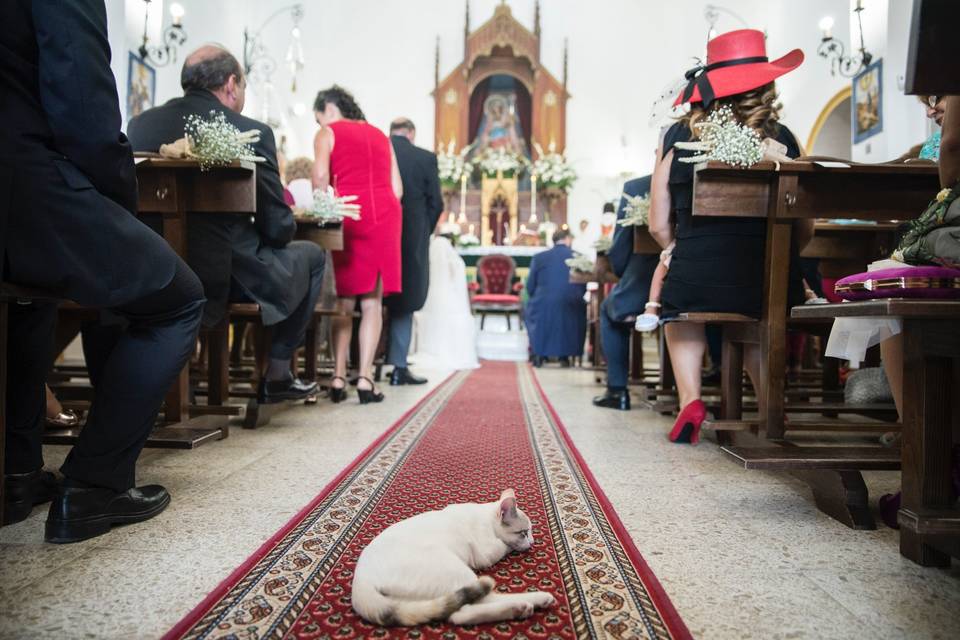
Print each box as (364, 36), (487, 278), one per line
(413, 236), (480, 370)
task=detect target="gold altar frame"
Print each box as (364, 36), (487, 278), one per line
(480, 175), (519, 244)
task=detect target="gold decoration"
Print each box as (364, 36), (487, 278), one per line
(445, 88), (459, 105)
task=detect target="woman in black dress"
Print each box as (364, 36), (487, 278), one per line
(647, 29), (813, 444)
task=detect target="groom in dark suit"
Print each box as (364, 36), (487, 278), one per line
(2, 0), (206, 540)
(386, 118), (444, 385)
(127, 46), (324, 403)
(592, 176), (660, 410)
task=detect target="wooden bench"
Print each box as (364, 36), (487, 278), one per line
(793, 299), (960, 565)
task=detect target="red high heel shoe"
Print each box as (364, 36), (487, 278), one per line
(669, 399), (707, 445)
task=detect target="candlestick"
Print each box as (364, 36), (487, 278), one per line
(460, 173), (468, 217)
(530, 174), (538, 221)
(447, 212), (455, 225)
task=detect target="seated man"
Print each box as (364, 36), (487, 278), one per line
(128, 46), (323, 402)
(525, 229), (587, 366)
(3, 0), (205, 541)
(593, 176), (660, 410)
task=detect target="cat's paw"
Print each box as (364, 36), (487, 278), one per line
(528, 592), (555, 609)
(510, 602), (534, 620)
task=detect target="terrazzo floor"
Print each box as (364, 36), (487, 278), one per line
(1, 363), (958, 639)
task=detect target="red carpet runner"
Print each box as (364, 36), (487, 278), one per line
(165, 362), (691, 639)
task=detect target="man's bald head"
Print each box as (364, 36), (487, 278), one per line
(181, 45), (243, 93)
(181, 45), (246, 112)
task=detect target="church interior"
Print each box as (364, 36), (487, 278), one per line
(1, 1), (959, 638)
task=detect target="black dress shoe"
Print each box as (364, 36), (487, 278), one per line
(45, 482), (170, 543)
(3, 469), (59, 526)
(389, 367), (428, 386)
(532, 356), (544, 368)
(592, 389), (631, 411)
(258, 376), (319, 404)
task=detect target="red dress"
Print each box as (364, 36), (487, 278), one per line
(328, 120), (402, 297)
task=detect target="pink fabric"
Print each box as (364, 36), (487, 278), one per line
(471, 293), (521, 305)
(328, 120), (402, 297)
(835, 266), (960, 301)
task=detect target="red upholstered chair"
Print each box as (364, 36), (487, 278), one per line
(472, 254), (523, 330)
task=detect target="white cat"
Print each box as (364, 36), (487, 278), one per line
(351, 488), (556, 626)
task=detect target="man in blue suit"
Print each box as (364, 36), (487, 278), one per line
(593, 176), (660, 410)
(525, 229), (587, 366)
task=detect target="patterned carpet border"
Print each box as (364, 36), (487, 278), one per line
(162, 372), (464, 640)
(523, 367), (691, 639)
(163, 365), (691, 639)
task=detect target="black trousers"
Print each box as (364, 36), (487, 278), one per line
(231, 241), (325, 361)
(4, 259), (204, 491)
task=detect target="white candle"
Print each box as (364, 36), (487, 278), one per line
(530, 174), (538, 221)
(468, 223), (475, 235)
(460, 173), (468, 217)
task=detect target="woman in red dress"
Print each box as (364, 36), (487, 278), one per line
(312, 86), (402, 403)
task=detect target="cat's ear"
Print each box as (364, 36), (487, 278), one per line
(499, 489), (518, 522)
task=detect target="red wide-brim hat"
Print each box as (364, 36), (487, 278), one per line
(674, 29), (804, 107)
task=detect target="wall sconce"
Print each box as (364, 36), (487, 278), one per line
(817, 1), (873, 77)
(138, 0), (188, 67)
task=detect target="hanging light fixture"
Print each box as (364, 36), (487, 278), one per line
(817, 0), (873, 77)
(243, 4), (305, 92)
(138, 0), (188, 67)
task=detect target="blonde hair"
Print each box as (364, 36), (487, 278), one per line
(681, 82), (783, 139)
(285, 156), (314, 183)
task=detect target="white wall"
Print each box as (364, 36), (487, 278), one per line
(106, 0), (926, 230)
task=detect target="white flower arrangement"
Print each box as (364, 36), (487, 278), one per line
(593, 236), (613, 253)
(532, 143), (577, 193)
(478, 147), (527, 178)
(618, 193), (651, 227)
(565, 255), (596, 273)
(303, 186), (361, 222)
(183, 111), (264, 170)
(457, 233), (481, 248)
(437, 141), (473, 188)
(674, 105), (763, 168)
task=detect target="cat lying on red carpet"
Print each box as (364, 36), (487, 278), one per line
(351, 488), (556, 626)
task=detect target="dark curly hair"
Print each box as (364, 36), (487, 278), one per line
(313, 85), (365, 121)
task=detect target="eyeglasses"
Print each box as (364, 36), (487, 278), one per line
(925, 95), (943, 108)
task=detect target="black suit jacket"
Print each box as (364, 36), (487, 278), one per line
(386, 136), (444, 314)
(127, 90), (309, 326)
(0, 0), (177, 307)
(605, 176), (660, 322)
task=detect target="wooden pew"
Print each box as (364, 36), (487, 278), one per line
(689, 160), (939, 528)
(793, 299), (960, 564)
(570, 252), (618, 373)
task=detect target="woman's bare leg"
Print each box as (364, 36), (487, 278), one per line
(357, 277), (384, 389)
(45, 384), (63, 419)
(332, 296), (356, 387)
(664, 322), (706, 408)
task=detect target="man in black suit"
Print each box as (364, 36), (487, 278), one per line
(1, 0), (206, 541)
(385, 119), (444, 385)
(593, 177), (660, 410)
(127, 46), (324, 403)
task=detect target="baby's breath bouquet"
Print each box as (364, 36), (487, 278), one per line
(437, 141), (473, 189)
(478, 147), (527, 179)
(618, 193), (651, 227)
(183, 111), (264, 170)
(593, 236), (613, 253)
(565, 255), (596, 274)
(675, 105), (762, 168)
(304, 186), (361, 222)
(532, 143), (577, 193)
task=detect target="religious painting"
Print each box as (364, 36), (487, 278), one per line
(468, 75), (531, 160)
(852, 58), (882, 144)
(127, 51), (156, 121)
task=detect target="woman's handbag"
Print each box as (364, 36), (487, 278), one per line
(893, 184), (960, 268)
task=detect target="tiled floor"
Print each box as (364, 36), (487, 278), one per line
(1, 364), (958, 639)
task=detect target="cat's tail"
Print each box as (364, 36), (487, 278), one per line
(353, 575), (495, 626)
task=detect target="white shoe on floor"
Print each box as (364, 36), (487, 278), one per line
(635, 313), (660, 332)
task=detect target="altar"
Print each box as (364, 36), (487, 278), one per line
(433, 2), (570, 246)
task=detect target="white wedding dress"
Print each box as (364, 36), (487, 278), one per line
(412, 237), (480, 370)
